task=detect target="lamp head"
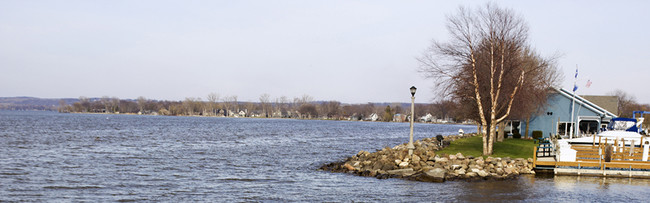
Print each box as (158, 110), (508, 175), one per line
(410, 86), (417, 97)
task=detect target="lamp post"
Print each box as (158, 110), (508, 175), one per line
(407, 86), (416, 156)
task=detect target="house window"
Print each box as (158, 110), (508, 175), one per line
(579, 120), (599, 135)
(504, 120), (521, 135)
(558, 122), (575, 137)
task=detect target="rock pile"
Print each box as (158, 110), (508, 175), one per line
(319, 133), (535, 182)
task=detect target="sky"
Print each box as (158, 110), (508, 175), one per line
(1, 1), (649, 104)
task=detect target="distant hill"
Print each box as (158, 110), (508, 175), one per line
(0, 97), (79, 111)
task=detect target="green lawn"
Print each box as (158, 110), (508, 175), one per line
(436, 135), (537, 158)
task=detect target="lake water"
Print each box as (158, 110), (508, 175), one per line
(1, 110), (649, 202)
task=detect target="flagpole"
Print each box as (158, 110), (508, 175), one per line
(570, 65), (578, 139)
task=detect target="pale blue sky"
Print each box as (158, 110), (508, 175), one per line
(1, 1), (649, 103)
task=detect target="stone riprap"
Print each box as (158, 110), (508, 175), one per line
(319, 133), (535, 182)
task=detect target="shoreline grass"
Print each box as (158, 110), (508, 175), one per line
(436, 135), (537, 159)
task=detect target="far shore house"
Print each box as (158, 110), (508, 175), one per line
(519, 88), (617, 138)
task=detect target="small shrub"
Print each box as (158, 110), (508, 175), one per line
(512, 131), (522, 139)
(532, 131), (543, 140)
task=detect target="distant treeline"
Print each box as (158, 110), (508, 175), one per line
(57, 94), (466, 122)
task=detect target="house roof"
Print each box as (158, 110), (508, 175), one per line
(580, 95), (618, 115)
(553, 88), (617, 118)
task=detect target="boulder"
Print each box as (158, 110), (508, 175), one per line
(449, 154), (457, 160)
(418, 168), (446, 182)
(476, 159), (485, 166)
(386, 168), (415, 177)
(399, 161), (409, 168)
(456, 168), (466, 175)
(343, 163), (355, 171)
(412, 155), (421, 163)
(477, 170), (489, 177)
(381, 163), (395, 171)
(465, 172), (477, 178)
(434, 157), (449, 163)
(496, 168), (504, 175)
(455, 153), (465, 160)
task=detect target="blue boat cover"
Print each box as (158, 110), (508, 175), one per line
(608, 117), (638, 132)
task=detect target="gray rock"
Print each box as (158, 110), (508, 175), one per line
(386, 168), (415, 176)
(412, 155), (421, 163)
(466, 172), (477, 177)
(419, 168), (446, 182)
(434, 157), (449, 163)
(476, 159), (485, 166)
(456, 168), (466, 175)
(477, 170), (489, 177)
(456, 153), (465, 160)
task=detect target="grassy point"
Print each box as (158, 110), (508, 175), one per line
(436, 135), (537, 159)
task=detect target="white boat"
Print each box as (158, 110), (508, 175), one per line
(556, 117), (649, 162)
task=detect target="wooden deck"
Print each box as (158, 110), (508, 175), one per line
(533, 143), (650, 178)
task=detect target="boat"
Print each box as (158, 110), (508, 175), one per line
(554, 114), (649, 162)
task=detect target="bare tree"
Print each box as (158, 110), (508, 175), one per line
(58, 99), (68, 113)
(320, 101), (341, 119)
(259, 93), (271, 118)
(222, 95), (238, 116)
(110, 97), (120, 113)
(609, 89), (636, 117)
(207, 93), (220, 116)
(418, 3), (556, 155)
(136, 96), (147, 114)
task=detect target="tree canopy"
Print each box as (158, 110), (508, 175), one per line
(418, 3), (560, 155)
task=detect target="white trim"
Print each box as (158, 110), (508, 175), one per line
(554, 88), (616, 118)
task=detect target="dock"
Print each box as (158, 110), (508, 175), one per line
(533, 138), (650, 178)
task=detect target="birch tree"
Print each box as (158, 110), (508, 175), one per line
(418, 3), (552, 155)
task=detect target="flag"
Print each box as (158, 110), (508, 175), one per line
(586, 79), (592, 88)
(572, 66), (578, 92)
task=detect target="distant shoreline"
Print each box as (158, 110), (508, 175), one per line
(2, 109), (475, 126)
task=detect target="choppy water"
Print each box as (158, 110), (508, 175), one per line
(1, 110), (649, 202)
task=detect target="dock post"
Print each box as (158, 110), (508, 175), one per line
(641, 141), (650, 161)
(592, 134), (596, 146)
(630, 140), (635, 159)
(578, 163), (581, 175)
(630, 166), (632, 178)
(621, 139), (625, 153)
(533, 146), (537, 168)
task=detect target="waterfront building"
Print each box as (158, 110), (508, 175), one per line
(520, 88), (617, 138)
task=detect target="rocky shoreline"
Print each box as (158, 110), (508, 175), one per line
(319, 133), (535, 182)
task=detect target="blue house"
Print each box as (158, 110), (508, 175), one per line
(520, 88), (617, 138)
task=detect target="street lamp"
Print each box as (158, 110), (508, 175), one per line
(408, 86), (417, 156)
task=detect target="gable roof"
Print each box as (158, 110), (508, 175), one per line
(580, 95), (618, 115)
(553, 87), (617, 118)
